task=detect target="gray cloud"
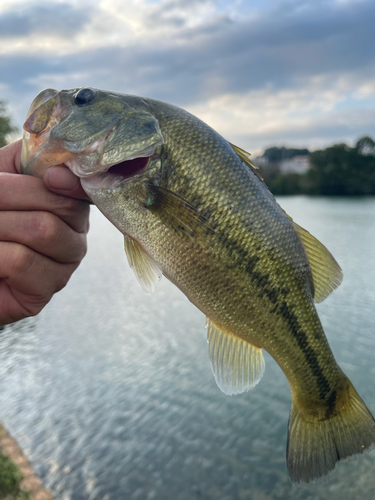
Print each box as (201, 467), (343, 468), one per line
(0, 2), (94, 37)
(0, 55), (68, 90)
(3, 0), (375, 102)
(233, 108), (375, 152)
(46, 0), (374, 106)
(142, 0), (216, 29)
(2, 0), (375, 149)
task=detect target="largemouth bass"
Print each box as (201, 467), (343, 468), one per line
(21, 87), (375, 483)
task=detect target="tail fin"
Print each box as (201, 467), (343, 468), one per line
(287, 380), (375, 483)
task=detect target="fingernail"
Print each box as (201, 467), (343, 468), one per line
(46, 166), (78, 190)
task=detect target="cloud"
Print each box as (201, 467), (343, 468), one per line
(186, 77), (375, 151)
(0, 2), (94, 38)
(71, 0), (375, 104)
(1, 0), (375, 150)
(3, 0), (375, 99)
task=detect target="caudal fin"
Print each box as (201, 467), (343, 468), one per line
(287, 380), (375, 483)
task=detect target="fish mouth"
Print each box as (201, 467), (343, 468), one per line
(78, 144), (158, 191)
(106, 155), (150, 178)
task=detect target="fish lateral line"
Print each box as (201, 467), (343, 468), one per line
(270, 297), (333, 401)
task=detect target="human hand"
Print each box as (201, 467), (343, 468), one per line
(0, 140), (90, 325)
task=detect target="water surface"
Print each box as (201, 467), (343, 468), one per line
(0, 196), (374, 500)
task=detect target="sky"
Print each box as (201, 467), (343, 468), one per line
(1, 0), (375, 154)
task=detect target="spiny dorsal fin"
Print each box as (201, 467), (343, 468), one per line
(206, 318), (265, 395)
(230, 143), (259, 170)
(144, 182), (214, 240)
(124, 235), (162, 293)
(293, 222), (343, 303)
(230, 143), (267, 185)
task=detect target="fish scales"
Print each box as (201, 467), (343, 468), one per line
(145, 100), (340, 398)
(20, 87), (375, 483)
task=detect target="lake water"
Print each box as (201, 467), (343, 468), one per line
(0, 196), (375, 500)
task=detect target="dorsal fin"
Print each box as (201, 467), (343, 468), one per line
(230, 143), (259, 170)
(293, 222), (343, 303)
(230, 143), (266, 184)
(231, 143), (342, 303)
(124, 235), (162, 293)
(206, 318), (265, 395)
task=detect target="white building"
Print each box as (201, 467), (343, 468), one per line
(252, 156), (270, 168)
(279, 155), (310, 174)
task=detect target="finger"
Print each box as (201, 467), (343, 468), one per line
(0, 172), (90, 234)
(44, 165), (91, 201)
(0, 140), (22, 174)
(0, 241), (78, 323)
(0, 211), (87, 263)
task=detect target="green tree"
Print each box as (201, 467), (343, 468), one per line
(306, 138), (375, 195)
(355, 136), (375, 156)
(267, 173), (303, 195)
(261, 136), (375, 196)
(263, 146), (309, 163)
(0, 101), (17, 148)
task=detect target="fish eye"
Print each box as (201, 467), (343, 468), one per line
(74, 88), (96, 106)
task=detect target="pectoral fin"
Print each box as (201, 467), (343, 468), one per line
(206, 318), (265, 395)
(124, 235), (162, 293)
(143, 182), (214, 240)
(293, 222), (343, 303)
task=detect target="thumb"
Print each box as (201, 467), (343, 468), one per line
(44, 165), (91, 201)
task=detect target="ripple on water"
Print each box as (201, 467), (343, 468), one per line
(0, 201), (375, 499)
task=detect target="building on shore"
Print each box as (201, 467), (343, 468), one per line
(279, 155), (310, 174)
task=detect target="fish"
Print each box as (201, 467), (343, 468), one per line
(21, 87), (375, 483)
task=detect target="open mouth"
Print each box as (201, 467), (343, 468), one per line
(105, 155), (150, 179)
(79, 150), (155, 191)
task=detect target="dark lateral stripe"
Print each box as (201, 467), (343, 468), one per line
(207, 221), (333, 403)
(229, 238), (332, 401)
(325, 389), (337, 418)
(272, 299), (331, 400)
(230, 240), (333, 401)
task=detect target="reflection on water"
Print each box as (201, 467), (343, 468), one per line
(0, 197), (375, 500)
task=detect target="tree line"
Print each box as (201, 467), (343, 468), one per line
(0, 101), (17, 148)
(259, 137), (375, 196)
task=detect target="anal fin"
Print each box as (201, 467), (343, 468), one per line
(206, 318), (265, 395)
(124, 235), (162, 293)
